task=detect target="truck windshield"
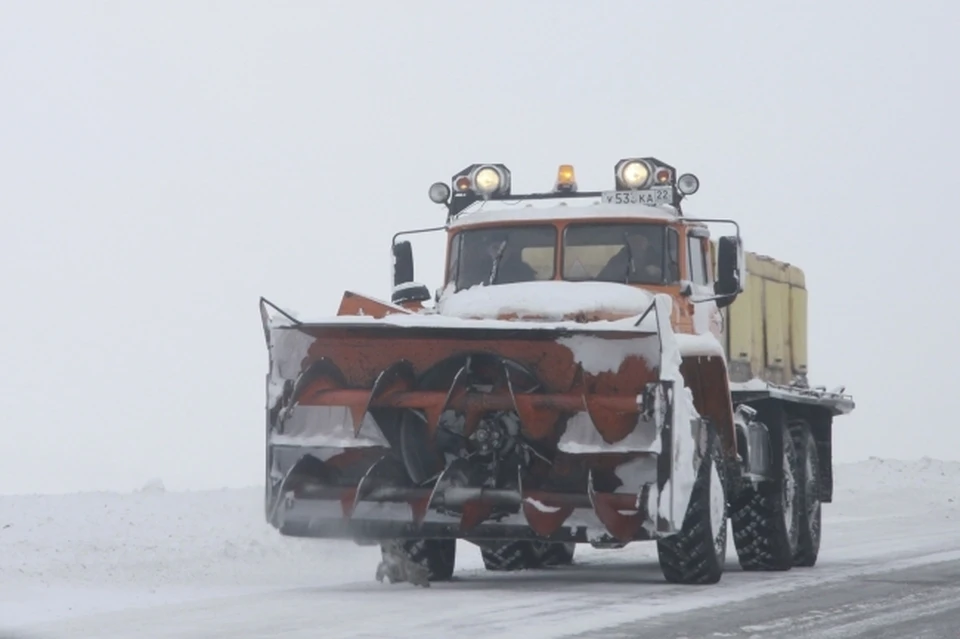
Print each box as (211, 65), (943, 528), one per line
(449, 225), (557, 290)
(563, 223), (677, 284)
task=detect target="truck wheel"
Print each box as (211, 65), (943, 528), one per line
(379, 539), (456, 583)
(537, 541), (576, 567)
(479, 540), (546, 571)
(479, 540), (575, 570)
(730, 419), (801, 571)
(656, 423), (728, 585)
(789, 419), (821, 567)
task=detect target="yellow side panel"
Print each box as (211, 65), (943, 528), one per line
(716, 246), (810, 383)
(744, 252), (759, 278)
(749, 254), (777, 280)
(727, 279), (753, 360)
(790, 284), (808, 375)
(786, 264), (805, 288)
(778, 278), (793, 375)
(749, 272), (765, 377)
(764, 279), (787, 370)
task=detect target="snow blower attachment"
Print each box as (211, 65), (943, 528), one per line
(263, 299), (680, 547)
(261, 156), (856, 587)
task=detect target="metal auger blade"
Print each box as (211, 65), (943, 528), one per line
(518, 466), (574, 538)
(349, 454), (412, 519)
(587, 469), (647, 543)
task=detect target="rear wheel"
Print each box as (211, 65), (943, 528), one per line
(656, 422), (728, 585)
(730, 416), (801, 571)
(479, 540), (575, 571)
(790, 419), (822, 567)
(539, 541), (576, 567)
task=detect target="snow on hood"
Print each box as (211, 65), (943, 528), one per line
(436, 281), (655, 321)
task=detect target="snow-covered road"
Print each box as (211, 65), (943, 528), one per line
(606, 556), (960, 638)
(3, 458), (959, 638)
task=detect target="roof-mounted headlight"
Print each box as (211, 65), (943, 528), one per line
(473, 166), (503, 195)
(428, 181), (451, 203)
(677, 173), (700, 195)
(448, 163), (512, 200)
(615, 159), (652, 190)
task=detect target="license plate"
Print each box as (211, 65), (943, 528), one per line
(601, 186), (673, 206)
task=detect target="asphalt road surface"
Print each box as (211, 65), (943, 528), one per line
(591, 559), (960, 639)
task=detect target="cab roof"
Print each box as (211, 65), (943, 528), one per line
(446, 196), (682, 230)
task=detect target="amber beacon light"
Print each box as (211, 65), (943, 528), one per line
(554, 164), (578, 193)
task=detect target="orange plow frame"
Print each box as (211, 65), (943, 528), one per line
(261, 297), (678, 545)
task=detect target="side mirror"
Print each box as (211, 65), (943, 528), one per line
(391, 240), (431, 305)
(393, 241), (414, 287)
(714, 235), (742, 308)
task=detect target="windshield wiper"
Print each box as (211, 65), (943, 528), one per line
(621, 232), (635, 283)
(488, 239), (508, 284)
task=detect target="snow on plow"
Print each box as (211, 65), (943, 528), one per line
(262, 293), (701, 547)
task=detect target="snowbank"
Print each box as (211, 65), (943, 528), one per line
(830, 457), (960, 516)
(0, 487), (380, 618)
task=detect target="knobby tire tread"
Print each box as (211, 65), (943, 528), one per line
(730, 419), (801, 571)
(480, 541), (546, 571)
(398, 538), (457, 581)
(656, 424), (727, 585)
(789, 419), (822, 567)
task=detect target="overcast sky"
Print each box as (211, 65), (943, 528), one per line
(1, 1), (957, 495)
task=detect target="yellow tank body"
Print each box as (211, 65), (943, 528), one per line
(711, 246), (809, 386)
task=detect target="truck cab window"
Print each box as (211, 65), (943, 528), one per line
(666, 228), (680, 283)
(563, 223), (668, 285)
(452, 225), (556, 290)
(687, 235), (708, 285)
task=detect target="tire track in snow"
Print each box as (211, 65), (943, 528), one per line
(592, 557), (960, 638)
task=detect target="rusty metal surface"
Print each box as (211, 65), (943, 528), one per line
(267, 444), (660, 543)
(262, 297), (669, 544)
(275, 482), (654, 543)
(268, 322), (662, 446)
(275, 505), (658, 544)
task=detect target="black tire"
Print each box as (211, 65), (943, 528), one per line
(730, 418), (801, 571)
(538, 542), (576, 567)
(385, 539), (456, 581)
(789, 419), (822, 567)
(479, 540), (545, 571)
(656, 422), (728, 585)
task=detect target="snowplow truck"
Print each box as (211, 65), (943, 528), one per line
(260, 158), (855, 586)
